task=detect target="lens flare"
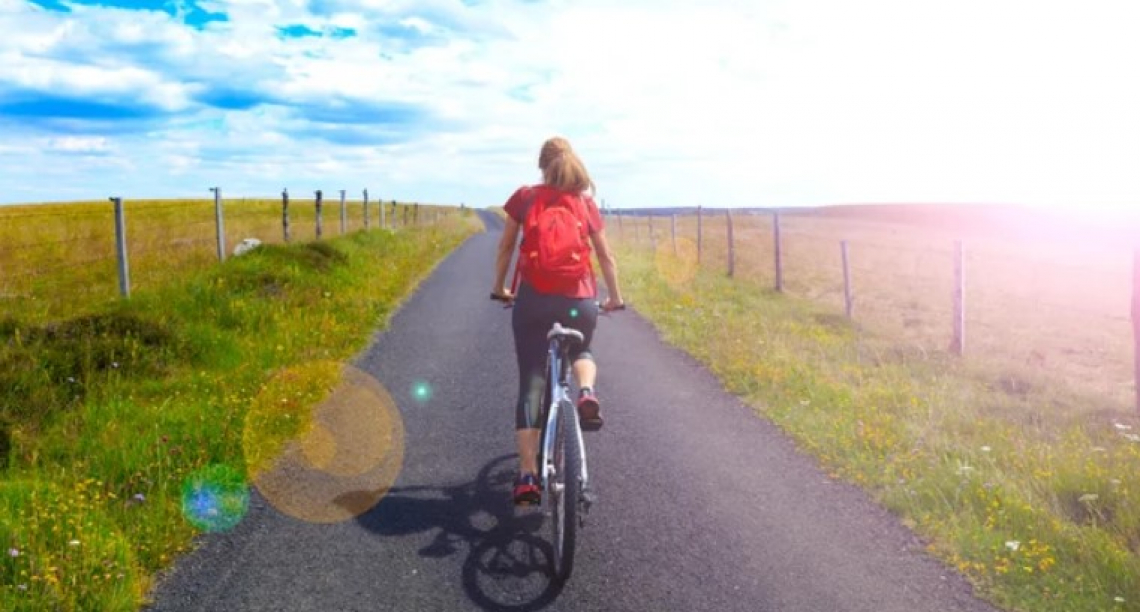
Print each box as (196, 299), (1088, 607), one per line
(244, 361), (405, 523)
(412, 381), (433, 403)
(569, 307), (579, 319)
(181, 464), (249, 533)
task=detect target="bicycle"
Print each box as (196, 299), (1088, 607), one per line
(490, 290), (624, 582)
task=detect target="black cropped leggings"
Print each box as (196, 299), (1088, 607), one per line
(511, 282), (598, 429)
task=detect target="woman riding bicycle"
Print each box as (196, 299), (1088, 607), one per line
(490, 136), (625, 505)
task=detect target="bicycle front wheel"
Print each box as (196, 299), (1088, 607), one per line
(549, 398), (581, 582)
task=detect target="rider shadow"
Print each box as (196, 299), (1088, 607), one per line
(349, 454), (565, 611)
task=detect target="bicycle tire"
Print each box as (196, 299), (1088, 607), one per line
(550, 398), (581, 582)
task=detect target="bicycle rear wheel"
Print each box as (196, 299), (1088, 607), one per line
(549, 398), (581, 582)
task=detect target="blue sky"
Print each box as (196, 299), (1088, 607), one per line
(1, 0), (1138, 214)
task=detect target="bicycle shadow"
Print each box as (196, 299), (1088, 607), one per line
(348, 454), (565, 611)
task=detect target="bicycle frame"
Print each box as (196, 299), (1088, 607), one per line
(538, 329), (590, 492)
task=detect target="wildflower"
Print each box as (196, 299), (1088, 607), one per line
(980, 446), (991, 452)
(1079, 494), (1099, 503)
(8, 548), (18, 557)
(17, 584), (27, 591)
(67, 377), (76, 383)
(1123, 433), (1140, 443)
(111, 361), (120, 369)
(1114, 423), (1132, 431)
(1116, 597), (1126, 603)
(956, 461), (974, 476)
(133, 493), (146, 503)
(68, 540), (80, 547)
(1005, 541), (1020, 552)
(1092, 446), (1108, 453)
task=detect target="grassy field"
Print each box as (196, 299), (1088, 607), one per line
(0, 199), (482, 611)
(609, 205), (1140, 612)
(0, 197), (447, 323)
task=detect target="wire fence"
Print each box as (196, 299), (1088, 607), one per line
(0, 189), (463, 322)
(607, 207), (1140, 412)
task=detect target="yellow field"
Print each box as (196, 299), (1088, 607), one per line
(0, 197), (443, 322)
(611, 206), (1138, 411)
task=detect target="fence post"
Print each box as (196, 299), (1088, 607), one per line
(363, 189), (370, 230)
(1131, 248), (1139, 414)
(726, 209), (735, 277)
(379, 194), (386, 229)
(773, 212), (783, 292)
(315, 190), (323, 238)
(697, 205), (703, 265)
(414, 202), (419, 225)
(391, 200), (397, 228)
(110, 196), (130, 298)
(618, 212), (623, 239)
(403, 202), (409, 227)
(842, 240), (853, 317)
(282, 188), (290, 242)
(339, 189), (347, 234)
(671, 214), (677, 256)
(648, 215), (655, 249)
(951, 240), (966, 355)
(210, 187), (225, 261)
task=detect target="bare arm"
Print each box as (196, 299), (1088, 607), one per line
(492, 217), (520, 296)
(590, 228), (624, 307)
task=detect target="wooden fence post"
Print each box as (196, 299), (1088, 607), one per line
(697, 205), (703, 265)
(842, 240), (853, 317)
(726, 209), (735, 277)
(671, 214), (677, 256)
(363, 189), (370, 230)
(1132, 248), (1140, 413)
(315, 190), (323, 238)
(339, 189), (347, 234)
(282, 188), (290, 242)
(773, 212), (783, 292)
(951, 240), (966, 355)
(110, 196), (130, 298)
(210, 187), (225, 261)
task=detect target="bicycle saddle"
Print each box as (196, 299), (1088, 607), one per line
(548, 321), (585, 343)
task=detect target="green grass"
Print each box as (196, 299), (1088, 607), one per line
(0, 211), (482, 611)
(615, 240), (1140, 612)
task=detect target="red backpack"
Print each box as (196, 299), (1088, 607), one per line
(518, 187), (594, 295)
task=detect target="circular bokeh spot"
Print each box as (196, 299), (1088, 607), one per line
(181, 464), (250, 533)
(244, 361), (405, 523)
(569, 307), (579, 319)
(655, 236), (700, 289)
(411, 380), (433, 403)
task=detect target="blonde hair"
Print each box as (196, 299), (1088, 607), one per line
(538, 137), (595, 195)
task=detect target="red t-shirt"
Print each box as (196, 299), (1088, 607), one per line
(504, 184), (605, 298)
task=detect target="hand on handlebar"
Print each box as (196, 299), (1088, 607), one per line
(599, 297), (626, 313)
(490, 289), (515, 308)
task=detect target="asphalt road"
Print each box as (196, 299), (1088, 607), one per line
(145, 210), (1001, 612)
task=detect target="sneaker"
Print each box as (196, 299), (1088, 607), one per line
(513, 472), (541, 506)
(577, 389), (604, 431)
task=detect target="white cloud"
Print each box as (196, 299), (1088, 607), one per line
(0, 0), (1137, 214)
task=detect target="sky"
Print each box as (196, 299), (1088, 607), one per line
(1, 0), (1138, 214)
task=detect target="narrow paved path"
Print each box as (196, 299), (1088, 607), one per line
(146, 210), (1000, 612)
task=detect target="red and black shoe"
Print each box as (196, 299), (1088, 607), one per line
(577, 388), (604, 431)
(513, 472), (541, 506)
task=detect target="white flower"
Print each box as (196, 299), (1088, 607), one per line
(68, 540), (80, 547)
(1078, 494), (1099, 503)
(7, 548), (18, 557)
(1123, 433), (1140, 443)
(980, 446), (991, 452)
(1116, 596), (1126, 603)
(1005, 540), (1020, 552)
(1114, 422), (1132, 431)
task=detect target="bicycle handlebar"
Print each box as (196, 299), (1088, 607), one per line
(489, 293), (627, 312)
